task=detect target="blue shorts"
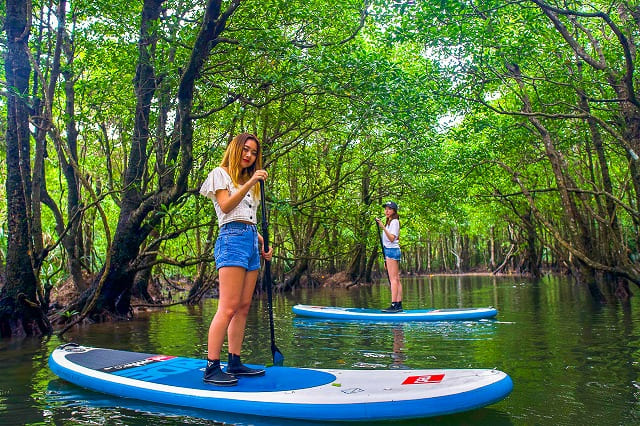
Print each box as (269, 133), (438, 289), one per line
(214, 222), (260, 271)
(384, 247), (401, 261)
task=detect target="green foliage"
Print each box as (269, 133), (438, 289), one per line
(2, 0), (638, 291)
(62, 309), (79, 319)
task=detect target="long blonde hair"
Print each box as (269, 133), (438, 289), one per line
(220, 133), (262, 198)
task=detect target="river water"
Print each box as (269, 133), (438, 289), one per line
(1, 274), (639, 425)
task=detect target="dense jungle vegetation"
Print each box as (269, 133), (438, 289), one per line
(2, 0), (640, 336)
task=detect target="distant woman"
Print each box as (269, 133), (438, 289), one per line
(199, 133), (273, 386)
(376, 201), (402, 313)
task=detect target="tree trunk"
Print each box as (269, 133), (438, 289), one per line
(507, 62), (604, 298)
(79, 0), (235, 320)
(461, 234), (470, 272)
(347, 242), (366, 282)
(364, 242), (377, 282)
(283, 257), (310, 291)
(489, 226), (496, 271)
(440, 237), (448, 272)
(283, 218), (320, 289)
(60, 30), (87, 289)
(525, 212), (541, 279)
(451, 230), (462, 273)
(534, 3), (640, 295)
(132, 267), (154, 303)
(188, 222), (217, 304)
(0, 0), (51, 337)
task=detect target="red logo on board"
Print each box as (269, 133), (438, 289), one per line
(402, 374), (445, 385)
(148, 355), (175, 361)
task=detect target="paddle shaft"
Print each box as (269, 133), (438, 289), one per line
(259, 180), (283, 365)
(377, 219), (392, 286)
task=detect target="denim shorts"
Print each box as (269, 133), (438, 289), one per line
(214, 222), (260, 271)
(384, 247), (401, 261)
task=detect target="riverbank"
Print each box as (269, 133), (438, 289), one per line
(316, 270), (533, 288)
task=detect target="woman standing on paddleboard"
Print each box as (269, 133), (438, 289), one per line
(376, 201), (402, 313)
(199, 133), (273, 386)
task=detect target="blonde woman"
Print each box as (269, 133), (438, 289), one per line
(199, 133), (273, 386)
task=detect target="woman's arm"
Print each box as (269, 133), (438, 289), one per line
(388, 219), (400, 241)
(376, 218), (398, 242)
(216, 169), (268, 213)
(383, 227), (397, 242)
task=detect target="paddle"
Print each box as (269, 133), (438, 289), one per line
(376, 218), (392, 286)
(259, 180), (285, 366)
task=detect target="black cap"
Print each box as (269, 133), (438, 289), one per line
(383, 201), (398, 210)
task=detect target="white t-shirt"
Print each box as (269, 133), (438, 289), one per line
(382, 219), (400, 248)
(200, 167), (260, 226)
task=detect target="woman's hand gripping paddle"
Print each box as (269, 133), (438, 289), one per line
(260, 180), (285, 366)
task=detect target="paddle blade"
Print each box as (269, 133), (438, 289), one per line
(272, 344), (284, 366)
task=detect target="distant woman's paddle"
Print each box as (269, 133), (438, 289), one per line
(260, 180), (284, 366)
(376, 218), (392, 286)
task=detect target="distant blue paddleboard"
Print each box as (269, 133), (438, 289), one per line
(49, 344), (512, 421)
(292, 304), (498, 321)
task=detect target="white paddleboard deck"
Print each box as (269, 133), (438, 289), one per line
(292, 304), (498, 321)
(49, 344), (512, 421)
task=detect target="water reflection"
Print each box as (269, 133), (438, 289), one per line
(291, 317), (498, 371)
(390, 325), (408, 369)
(46, 379), (306, 426)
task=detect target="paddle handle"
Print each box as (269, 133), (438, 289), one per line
(259, 180), (283, 364)
(376, 219), (392, 286)
(260, 181), (269, 251)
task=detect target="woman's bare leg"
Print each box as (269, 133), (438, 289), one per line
(207, 266), (247, 360)
(227, 269), (259, 354)
(387, 258), (402, 302)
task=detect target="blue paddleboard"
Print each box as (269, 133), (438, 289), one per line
(292, 304), (498, 321)
(49, 343), (512, 421)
